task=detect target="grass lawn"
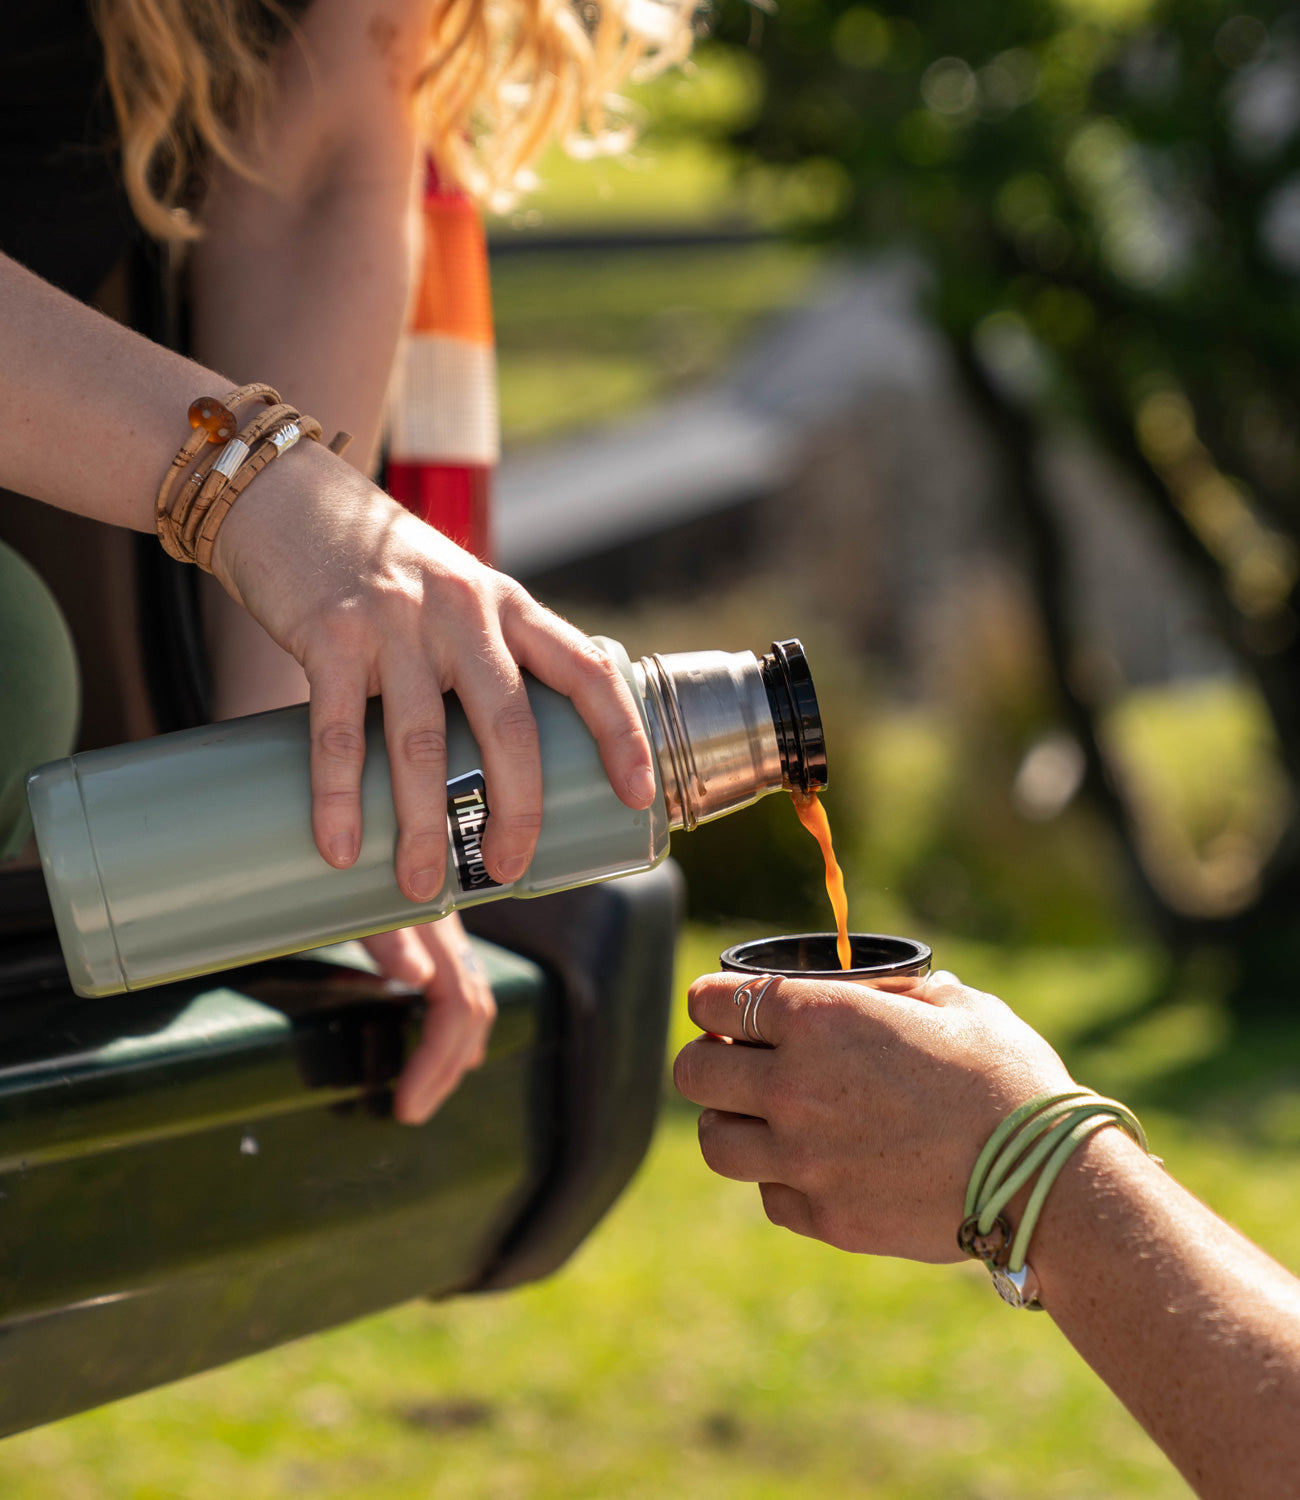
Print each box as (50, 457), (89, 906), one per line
(5, 923), (1299, 1498)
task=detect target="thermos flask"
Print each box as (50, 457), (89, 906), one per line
(27, 637), (827, 998)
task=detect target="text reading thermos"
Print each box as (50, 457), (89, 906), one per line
(27, 638), (827, 997)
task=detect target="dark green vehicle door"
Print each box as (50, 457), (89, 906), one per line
(0, 862), (680, 1436)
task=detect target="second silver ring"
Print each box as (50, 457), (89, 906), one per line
(741, 974), (779, 1047)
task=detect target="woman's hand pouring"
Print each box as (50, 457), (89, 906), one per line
(210, 442), (657, 901)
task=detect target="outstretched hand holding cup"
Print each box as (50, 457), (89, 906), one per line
(675, 941), (1076, 1264)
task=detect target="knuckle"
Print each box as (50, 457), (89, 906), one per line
(760, 1183), (793, 1229)
(807, 1199), (845, 1247)
(782, 996), (826, 1049)
(762, 1066), (800, 1122)
(798, 1012), (835, 1056)
(696, 1120), (728, 1175)
(686, 977), (723, 1023)
(493, 575), (531, 616)
(465, 988), (496, 1028)
(314, 787), (360, 815)
(438, 569), (488, 616)
(308, 604), (369, 658)
(610, 718), (647, 748)
(672, 1046), (697, 1100)
(492, 702), (539, 753)
(493, 807), (544, 841)
(399, 726), (448, 766)
(575, 640), (623, 685)
(315, 721), (366, 763)
(401, 827), (446, 856)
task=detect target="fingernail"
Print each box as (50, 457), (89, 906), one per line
(409, 868), (441, 902)
(495, 854), (527, 883)
(329, 834), (356, 866)
(627, 764), (657, 806)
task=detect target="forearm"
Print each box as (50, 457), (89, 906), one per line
(0, 252), (227, 527)
(191, 172), (419, 717)
(188, 0), (424, 478)
(189, 172), (418, 478)
(1033, 1129), (1300, 1498)
(188, 6), (425, 715)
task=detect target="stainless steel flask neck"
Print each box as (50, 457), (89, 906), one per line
(634, 639), (828, 833)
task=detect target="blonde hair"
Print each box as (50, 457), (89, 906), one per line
(90, 0), (698, 241)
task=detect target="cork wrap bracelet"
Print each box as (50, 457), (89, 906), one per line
(156, 384), (280, 561)
(181, 403), (310, 554)
(157, 387), (351, 570)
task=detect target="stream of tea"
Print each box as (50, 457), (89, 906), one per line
(790, 789), (852, 971)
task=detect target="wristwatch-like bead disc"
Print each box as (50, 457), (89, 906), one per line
(990, 1262), (1044, 1310)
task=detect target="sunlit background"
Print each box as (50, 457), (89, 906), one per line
(9, 1), (1300, 1493)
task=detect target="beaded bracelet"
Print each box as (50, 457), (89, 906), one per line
(155, 385), (281, 563)
(191, 411), (327, 572)
(157, 389), (351, 571)
(957, 1088), (1155, 1309)
(181, 403), (314, 555)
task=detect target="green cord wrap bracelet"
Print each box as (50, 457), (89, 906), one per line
(958, 1088), (1153, 1310)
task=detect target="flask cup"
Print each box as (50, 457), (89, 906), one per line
(720, 933), (932, 987)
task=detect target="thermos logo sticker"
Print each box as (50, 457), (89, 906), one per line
(447, 771), (501, 892)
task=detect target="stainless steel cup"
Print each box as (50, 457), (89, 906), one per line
(720, 932), (932, 987)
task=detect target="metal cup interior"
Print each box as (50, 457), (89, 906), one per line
(719, 932), (932, 983)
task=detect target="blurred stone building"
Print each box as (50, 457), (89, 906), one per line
(499, 259), (1228, 696)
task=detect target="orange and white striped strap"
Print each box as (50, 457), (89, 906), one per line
(385, 160), (497, 563)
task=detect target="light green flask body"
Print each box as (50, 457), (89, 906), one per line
(28, 637), (825, 998)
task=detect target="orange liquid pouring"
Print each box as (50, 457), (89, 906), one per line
(791, 788), (852, 971)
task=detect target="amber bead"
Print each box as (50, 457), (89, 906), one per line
(188, 398), (237, 445)
(957, 1213), (1011, 1263)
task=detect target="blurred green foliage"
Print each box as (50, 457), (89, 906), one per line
(711, 0), (1300, 386)
(695, 0), (1300, 968)
(858, 677), (1286, 946)
(702, 0), (1300, 633)
(701, 0), (1300, 624)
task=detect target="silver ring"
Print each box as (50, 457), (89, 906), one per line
(731, 978), (760, 1041)
(746, 972), (779, 1044)
(732, 974), (778, 1046)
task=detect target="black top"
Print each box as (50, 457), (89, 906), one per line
(0, 2), (322, 734)
(0, 2), (211, 731)
(0, 0), (139, 301)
